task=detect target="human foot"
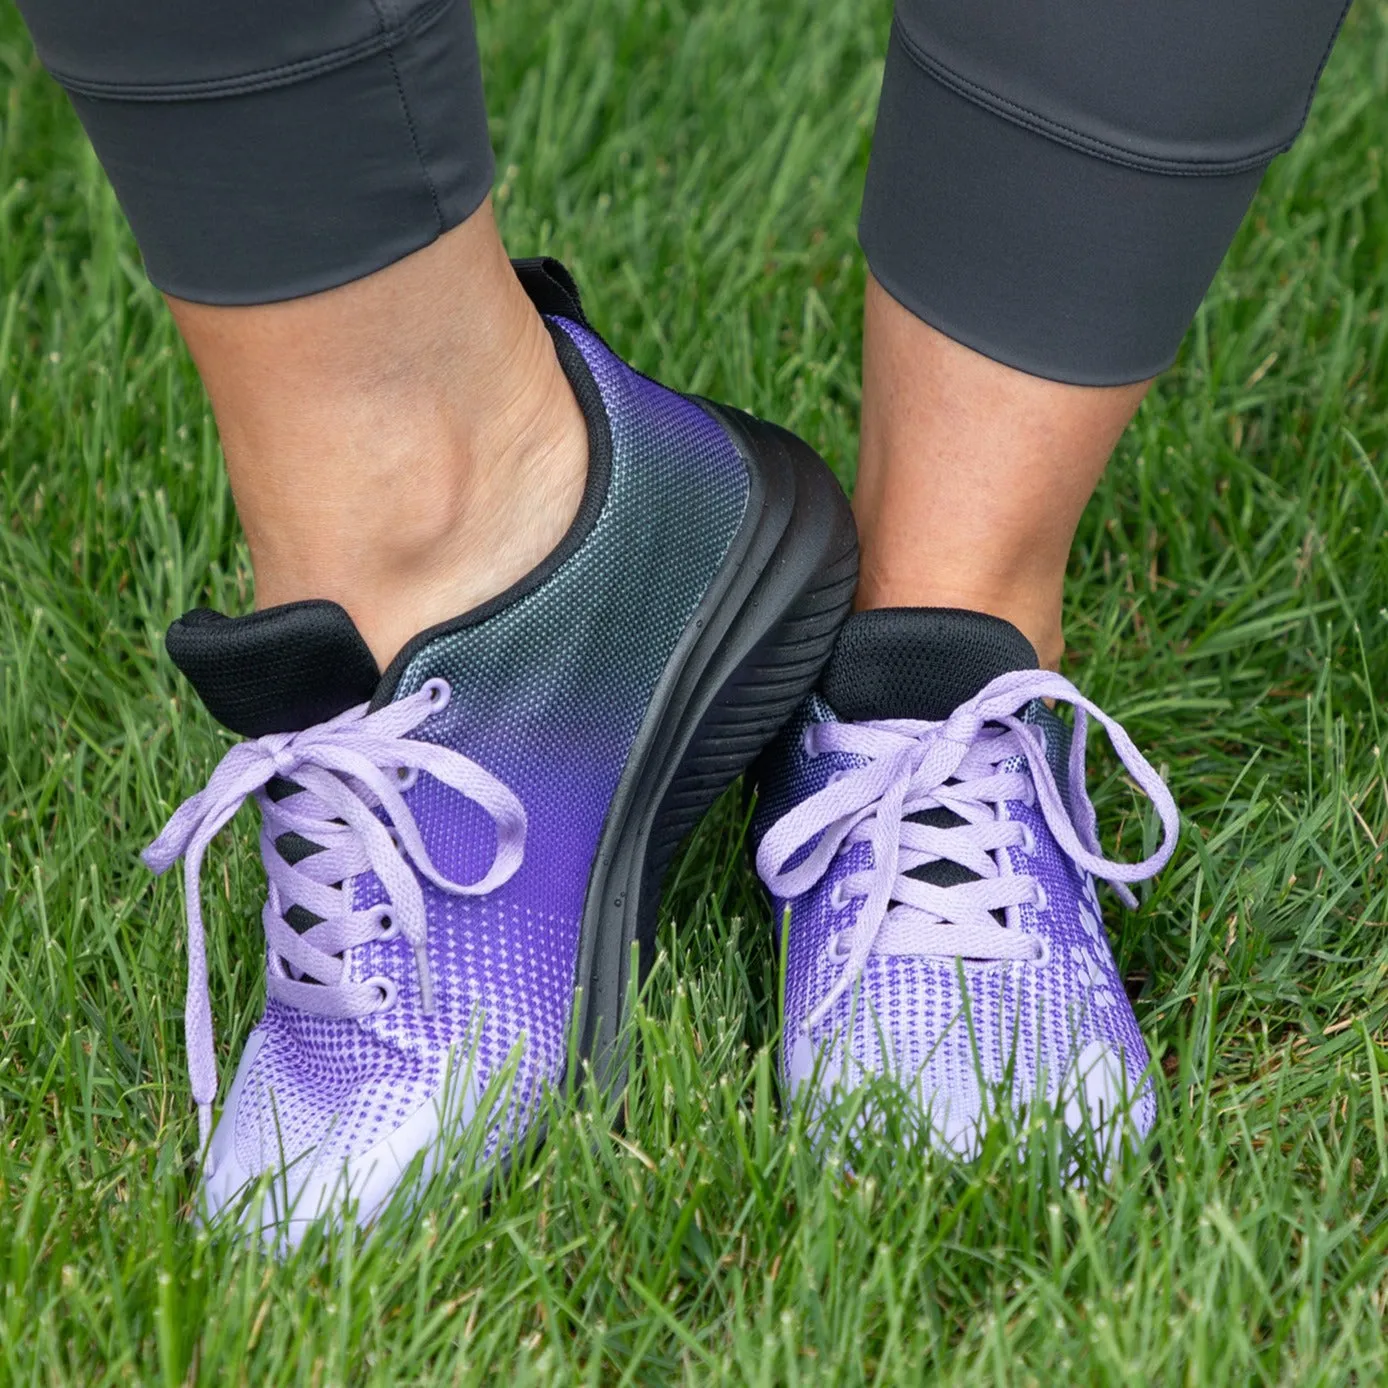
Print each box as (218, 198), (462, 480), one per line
(145, 262), (858, 1245)
(753, 608), (1178, 1158)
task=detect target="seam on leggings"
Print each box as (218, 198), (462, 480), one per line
(370, 0), (446, 233)
(45, 0), (453, 102)
(1295, 0), (1355, 136)
(891, 16), (1295, 177)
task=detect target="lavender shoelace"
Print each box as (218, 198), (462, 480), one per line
(757, 669), (1180, 1032)
(144, 679), (527, 1146)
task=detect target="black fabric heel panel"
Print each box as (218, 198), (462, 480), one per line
(820, 607), (1038, 723)
(166, 600), (380, 737)
(511, 257), (589, 326)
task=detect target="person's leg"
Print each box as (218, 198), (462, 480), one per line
(855, 0), (1353, 666)
(19, 0), (860, 1242)
(167, 205), (586, 667)
(18, 0), (584, 666)
(756, 0), (1353, 1153)
(853, 282), (1148, 667)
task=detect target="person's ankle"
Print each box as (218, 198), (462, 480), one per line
(851, 275), (1148, 679)
(242, 316), (587, 666)
(169, 206), (589, 667)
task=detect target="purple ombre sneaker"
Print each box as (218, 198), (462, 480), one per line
(752, 609), (1179, 1161)
(144, 260), (857, 1245)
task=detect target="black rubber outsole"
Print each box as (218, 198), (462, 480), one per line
(571, 401), (859, 1091)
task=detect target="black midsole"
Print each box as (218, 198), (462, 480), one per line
(570, 402), (858, 1088)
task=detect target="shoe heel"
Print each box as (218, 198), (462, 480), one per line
(640, 413), (859, 940)
(645, 502), (858, 880)
(578, 406), (857, 1082)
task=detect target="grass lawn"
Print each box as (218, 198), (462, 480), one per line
(3, 0), (1388, 1381)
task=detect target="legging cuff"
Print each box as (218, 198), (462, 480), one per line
(858, 19), (1268, 386)
(43, 0), (493, 304)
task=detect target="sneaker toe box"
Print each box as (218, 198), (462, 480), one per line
(787, 954), (1155, 1159)
(199, 1025), (480, 1249)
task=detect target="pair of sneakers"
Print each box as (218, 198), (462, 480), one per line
(146, 261), (1178, 1245)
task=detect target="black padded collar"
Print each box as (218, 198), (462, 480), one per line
(165, 601), (379, 737)
(819, 607), (1038, 722)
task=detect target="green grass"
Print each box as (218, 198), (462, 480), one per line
(3, 0), (1388, 1381)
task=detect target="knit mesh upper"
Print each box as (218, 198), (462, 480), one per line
(224, 316), (751, 1178)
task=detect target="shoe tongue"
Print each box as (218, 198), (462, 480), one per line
(164, 600), (380, 736)
(818, 608), (1038, 722)
(819, 608), (1039, 905)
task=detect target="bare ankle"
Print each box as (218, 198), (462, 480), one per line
(169, 205), (588, 666)
(854, 560), (1066, 670)
(243, 323), (587, 666)
(853, 276), (1148, 675)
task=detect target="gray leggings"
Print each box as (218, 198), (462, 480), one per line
(16, 0), (1351, 384)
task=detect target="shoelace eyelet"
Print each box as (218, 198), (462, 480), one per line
(376, 909), (399, 940)
(394, 766), (419, 792)
(366, 975), (399, 1011)
(829, 879), (855, 912)
(143, 676), (531, 1142)
(1028, 935), (1051, 967)
(423, 677), (452, 711)
(1016, 822), (1036, 856)
(827, 931), (854, 965)
(1032, 882), (1049, 914)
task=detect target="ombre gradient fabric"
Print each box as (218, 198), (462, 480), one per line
(148, 316), (751, 1234)
(753, 670), (1178, 1157)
